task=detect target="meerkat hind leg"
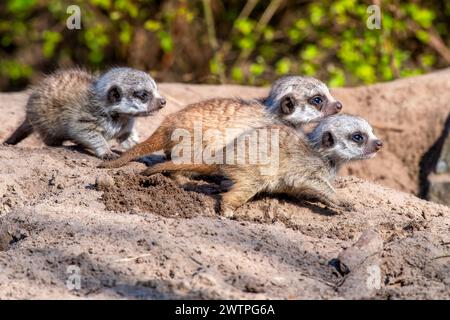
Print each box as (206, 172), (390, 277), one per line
(4, 119), (33, 145)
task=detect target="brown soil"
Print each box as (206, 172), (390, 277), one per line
(98, 172), (218, 218)
(0, 70), (450, 299)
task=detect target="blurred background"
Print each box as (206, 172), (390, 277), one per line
(0, 0), (449, 91)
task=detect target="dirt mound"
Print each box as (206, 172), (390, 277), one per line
(98, 172), (218, 218)
(0, 145), (449, 299)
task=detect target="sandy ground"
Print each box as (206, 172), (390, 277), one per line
(0, 70), (450, 299)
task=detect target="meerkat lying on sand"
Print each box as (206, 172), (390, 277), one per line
(141, 114), (383, 216)
(99, 76), (342, 168)
(4, 68), (166, 159)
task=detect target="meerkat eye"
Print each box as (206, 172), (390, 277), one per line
(310, 96), (323, 106)
(134, 90), (149, 103)
(351, 133), (364, 143)
(107, 86), (121, 103)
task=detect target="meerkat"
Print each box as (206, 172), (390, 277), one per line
(140, 114), (383, 216)
(99, 75), (342, 168)
(3, 67), (166, 159)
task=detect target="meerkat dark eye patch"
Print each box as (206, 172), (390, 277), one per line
(107, 86), (122, 104)
(134, 90), (150, 103)
(322, 131), (335, 148)
(280, 95), (296, 115)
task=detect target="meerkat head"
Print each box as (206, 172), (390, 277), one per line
(93, 67), (166, 116)
(308, 114), (383, 165)
(264, 76), (342, 126)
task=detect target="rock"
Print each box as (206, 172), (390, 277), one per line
(426, 118), (450, 206)
(428, 176), (450, 206)
(436, 131), (450, 174)
(48, 173), (65, 190)
(338, 229), (384, 271)
(336, 229), (384, 299)
(0, 222), (29, 251)
(95, 175), (115, 190)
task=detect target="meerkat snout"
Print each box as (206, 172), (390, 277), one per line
(308, 114), (383, 163)
(158, 97), (167, 109)
(333, 101), (343, 112)
(264, 76), (342, 125)
(374, 139), (383, 150)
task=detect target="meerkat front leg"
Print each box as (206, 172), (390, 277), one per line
(117, 127), (140, 150)
(220, 180), (262, 218)
(290, 178), (353, 212)
(73, 129), (117, 160)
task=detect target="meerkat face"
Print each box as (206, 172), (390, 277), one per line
(265, 76), (342, 125)
(309, 114), (383, 162)
(95, 67), (166, 116)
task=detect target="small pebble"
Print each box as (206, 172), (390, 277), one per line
(95, 175), (115, 189)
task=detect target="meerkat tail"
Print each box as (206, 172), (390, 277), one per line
(98, 127), (167, 168)
(141, 162), (219, 176)
(4, 119), (33, 145)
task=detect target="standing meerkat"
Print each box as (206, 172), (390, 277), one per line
(4, 67), (166, 159)
(141, 114), (383, 216)
(99, 76), (342, 168)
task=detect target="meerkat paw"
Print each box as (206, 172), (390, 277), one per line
(120, 134), (139, 150)
(100, 151), (120, 161)
(220, 205), (236, 219)
(338, 199), (355, 212)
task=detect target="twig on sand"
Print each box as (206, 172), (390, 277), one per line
(372, 123), (405, 132)
(432, 254), (450, 260)
(163, 93), (185, 107)
(113, 253), (153, 263)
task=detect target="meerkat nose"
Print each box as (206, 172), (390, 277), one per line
(158, 97), (166, 108)
(374, 139), (383, 150)
(334, 101), (343, 112)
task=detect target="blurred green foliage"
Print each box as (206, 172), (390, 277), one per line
(0, 0), (449, 90)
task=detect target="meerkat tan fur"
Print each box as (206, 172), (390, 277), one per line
(4, 67), (166, 159)
(99, 75), (342, 168)
(142, 114), (383, 216)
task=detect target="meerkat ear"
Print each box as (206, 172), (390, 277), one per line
(322, 131), (335, 148)
(280, 95), (296, 115)
(107, 86), (122, 103)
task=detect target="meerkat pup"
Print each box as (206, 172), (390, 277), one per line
(99, 75), (342, 168)
(141, 114), (383, 216)
(4, 67), (166, 159)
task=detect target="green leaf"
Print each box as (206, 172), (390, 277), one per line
(144, 20), (162, 32)
(416, 30), (429, 43)
(7, 0), (36, 13)
(90, 0), (111, 9)
(250, 62), (265, 76)
(276, 58), (291, 75)
(234, 18), (255, 35)
(238, 37), (255, 50)
(301, 44), (319, 61)
(231, 67), (243, 82)
(42, 30), (62, 58)
(158, 31), (173, 53)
